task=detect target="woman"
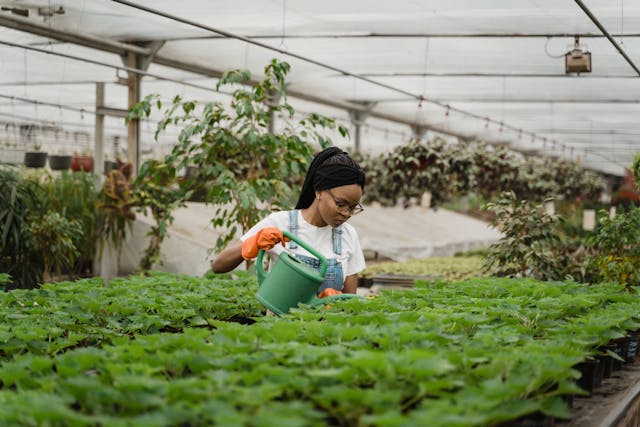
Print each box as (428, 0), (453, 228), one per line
(211, 146), (366, 295)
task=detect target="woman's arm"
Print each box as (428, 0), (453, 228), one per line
(211, 241), (244, 273)
(342, 274), (358, 294)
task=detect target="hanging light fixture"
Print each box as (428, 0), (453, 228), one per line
(566, 36), (592, 75)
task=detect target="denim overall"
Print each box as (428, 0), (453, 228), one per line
(288, 210), (344, 294)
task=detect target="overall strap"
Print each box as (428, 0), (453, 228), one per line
(290, 208), (342, 255)
(288, 209), (299, 249)
(332, 226), (342, 255)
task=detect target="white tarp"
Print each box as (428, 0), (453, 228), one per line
(0, 1), (638, 175)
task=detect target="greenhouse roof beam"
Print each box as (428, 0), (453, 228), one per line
(357, 73), (639, 79)
(0, 13), (150, 56)
(375, 98), (640, 104)
(155, 33), (640, 42)
(574, 0), (640, 77)
(96, 107), (129, 119)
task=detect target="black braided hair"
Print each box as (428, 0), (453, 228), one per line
(295, 147), (366, 209)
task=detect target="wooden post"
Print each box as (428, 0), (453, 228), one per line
(127, 51), (140, 173)
(94, 82), (105, 179)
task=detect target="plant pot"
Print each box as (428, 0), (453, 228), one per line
(24, 151), (48, 168)
(600, 350), (614, 378)
(71, 155), (94, 173)
(104, 160), (118, 174)
(611, 337), (630, 371)
(48, 154), (72, 171)
(574, 358), (601, 394)
(625, 331), (640, 362)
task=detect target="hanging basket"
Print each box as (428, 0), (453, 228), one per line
(48, 154), (72, 171)
(71, 155), (94, 172)
(24, 151), (48, 168)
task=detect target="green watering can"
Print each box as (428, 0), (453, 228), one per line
(255, 230), (359, 315)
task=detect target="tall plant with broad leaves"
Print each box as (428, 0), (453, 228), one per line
(128, 59), (347, 253)
(484, 191), (562, 280)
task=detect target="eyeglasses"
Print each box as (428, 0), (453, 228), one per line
(326, 189), (364, 216)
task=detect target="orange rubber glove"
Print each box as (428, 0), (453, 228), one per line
(241, 227), (289, 260)
(318, 288), (343, 298)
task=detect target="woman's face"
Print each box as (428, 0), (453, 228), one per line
(316, 184), (363, 227)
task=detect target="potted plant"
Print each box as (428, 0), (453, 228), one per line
(48, 149), (72, 171)
(71, 149), (94, 172)
(24, 142), (48, 168)
(97, 162), (136, 281)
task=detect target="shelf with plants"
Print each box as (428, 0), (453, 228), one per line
(361, 255), (486, 283)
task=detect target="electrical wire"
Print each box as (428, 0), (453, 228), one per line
(544, 36), (566, 59)
(0, 93), (93, 115)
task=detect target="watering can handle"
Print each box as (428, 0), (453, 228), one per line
(256, 229), (329, 286)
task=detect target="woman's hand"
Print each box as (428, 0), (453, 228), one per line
(318, 288), (342, 298)
(241, 227), (289, 260)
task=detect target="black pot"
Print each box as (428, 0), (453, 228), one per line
(48, 154), (72, 171)
(611, 337), (630, 370)
(625, 332), (640, 363)
(574, 358), (601, 394)
(24, 151), (48, 168)
(600, 352), (614, 378)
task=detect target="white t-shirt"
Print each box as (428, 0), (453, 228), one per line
(241, 210), (366, 278)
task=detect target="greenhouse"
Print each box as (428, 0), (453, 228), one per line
(2, 1), (640, 426)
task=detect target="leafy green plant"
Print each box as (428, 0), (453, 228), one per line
(589, 206), (640, 286)
(0, 168), (44, 288)
(374, 137), (453, 207)
(128, 59), (346, 252)
(0, 273), (9, 291)
(0, 274), (638, 425)
(28, 212), (83, 282)
(40, 171), (99, 277)
(484, 191), (562, 279)
(358, 139), (603, 209)
(632, 152), (640, 189)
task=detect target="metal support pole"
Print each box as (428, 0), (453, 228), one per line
(411, 125), (427, 141)
(349, 111), (365, 153)
(349, 103), (376, 153)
